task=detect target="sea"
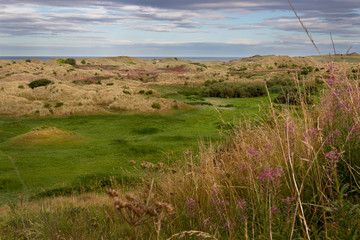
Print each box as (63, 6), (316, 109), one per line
(0, 56), (242, 62)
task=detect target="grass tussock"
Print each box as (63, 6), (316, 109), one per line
(9, 126), (84, 146)
(1, 62), (359, 239)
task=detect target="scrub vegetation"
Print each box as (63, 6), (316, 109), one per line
(0, 53), (360, 239)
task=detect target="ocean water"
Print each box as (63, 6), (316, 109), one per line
(0, 56), (242, 62)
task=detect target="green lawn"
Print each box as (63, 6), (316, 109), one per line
(0, 96), (271, 203)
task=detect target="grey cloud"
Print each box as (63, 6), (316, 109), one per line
(2, 0), (358, 37)
(3, 0), (358, 13)
(261, 16), (360, 38)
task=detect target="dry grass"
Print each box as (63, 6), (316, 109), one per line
(0, 55), (332, 116)
(0, 192), (110, 216)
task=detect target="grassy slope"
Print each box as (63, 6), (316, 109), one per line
(0, 96), (270, 203)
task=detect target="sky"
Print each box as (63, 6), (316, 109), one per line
(0, 0), (359, 57)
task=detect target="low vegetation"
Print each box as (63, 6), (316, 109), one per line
(273, 87), (313, 105)
(0, 54), (359, 239)
(57, 58), (76, 65)
(201, 82), (266, 98)
(28, 78), (52, 89)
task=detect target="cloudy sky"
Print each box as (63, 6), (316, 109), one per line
(0, 0), (359, 57)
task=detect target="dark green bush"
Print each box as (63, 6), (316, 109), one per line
(178, 87), (201, 96)
(204, 80), (218, 86)
(25, 59), (31, 63)
(266, 76), (293, 88)
(123, 90), (131, 95)
(145, 90), (153, 95)
(268, 85), (292, 94)
(277, 64), (288, 68)
(55, 102), (64, 108)
(301, 66), (314, 75)
(201, 82), (265, 98)
(151, 102), (161, 109)
(81, 60), (86, 64)
(43, 103), (51, 108)
(138, 90), (145, 94)
(28, 79), (52, 89)
(64, 58), (76, 65)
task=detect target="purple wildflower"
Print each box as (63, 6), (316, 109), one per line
(257, 167), (284, 182)
(247, 148), (262, 161)
(185, 198), (197, 217)
(272, 207), (281, 216)
(325, 150), (341, 160)
(326, 130), (342, 145)
(185, 198), (196, 208)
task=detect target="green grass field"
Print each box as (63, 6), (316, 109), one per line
(0, 95), (272, 203)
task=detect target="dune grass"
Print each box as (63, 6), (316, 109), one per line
(1, 62), (359, 239)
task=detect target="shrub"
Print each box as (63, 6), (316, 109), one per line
(204, 80), (218, 86)
(178, 88), (201, 96)
(151, 102), (161, 109)
(145, 90), (153, 95)
(266, 76), (293, 88)
(300, 66), (314, 75)
(25, 59), (31, 63)
(18, 85), (24, 89)
(81, 60), (86, 64)
(268, 85), (292, 94)
(64, 58), (76, 65)
(201, 82), (265, 98)
(106, 83), (114, 86)
(28, 79), (52, 89)
(55, 102), (64, 108)
(138, 90), (145, 94)
(43, 103), (51, 108)
(172, 100), (179, 109)
(57, 59), (66, 64)
(123, 90), (131, 95)
(274, 87), (313, 105)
